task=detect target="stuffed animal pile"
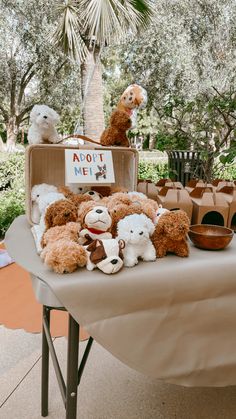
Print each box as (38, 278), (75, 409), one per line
(31, 183), (190, 275)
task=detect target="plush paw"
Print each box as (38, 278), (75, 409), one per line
(124, 257), (138, 268)
(142, 245), (156, 262)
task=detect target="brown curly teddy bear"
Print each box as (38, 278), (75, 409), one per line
(41, 221), (81, 248)
(44, 199), (78, 231)
(41, 239), (87, 274)
(152, 210), (190, 258)
(40, 222), (87, 273)
(100, 109), (131, 147)
(58, 186), (93, 207)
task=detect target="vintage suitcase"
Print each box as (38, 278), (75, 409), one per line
(25, 144), (138, 225)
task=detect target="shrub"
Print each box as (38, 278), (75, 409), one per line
(0, 153), (25, 237)
(138, 161), (169, 182)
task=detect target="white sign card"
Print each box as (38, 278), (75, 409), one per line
(65, 149), (115, 184)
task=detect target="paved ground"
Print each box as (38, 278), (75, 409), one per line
(1, 325), (236, 419)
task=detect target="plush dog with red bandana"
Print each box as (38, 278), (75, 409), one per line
(78, 201), (112, 245)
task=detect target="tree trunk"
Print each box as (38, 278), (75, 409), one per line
(204, 153), (215, 182)
(81, 49), (105, 141)
(6, 117), (19, 152)
(149, 134), (155, 149)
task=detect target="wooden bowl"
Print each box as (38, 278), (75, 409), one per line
(188, 224), (234, 250)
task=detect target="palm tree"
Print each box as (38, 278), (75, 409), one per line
(53, 0), (155, 140)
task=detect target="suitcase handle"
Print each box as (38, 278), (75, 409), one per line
(60, 134), (102, 146)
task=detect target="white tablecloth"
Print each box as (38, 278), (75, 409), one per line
(5, 215), (236, 387)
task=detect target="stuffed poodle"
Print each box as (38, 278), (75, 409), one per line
(100, 110), (131, 147)
(152, 210), (190, 258)
(41, 239), (87, 274)
(44, 199), (78, 231)
(31, 183), (58, 224)
(40, 222), (86, 273)
(117, 213), (156, 267)
(41, 222), (81, 248)
(28, 104), (60, 144)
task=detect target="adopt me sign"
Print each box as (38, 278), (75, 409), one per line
(65, 149), (115, 184)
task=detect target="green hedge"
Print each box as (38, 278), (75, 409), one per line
(0, 153), (25, 237)
(138, 161), (169, 182)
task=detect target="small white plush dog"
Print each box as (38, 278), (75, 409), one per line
(117, 213), (156, 267)
(31, 183), (58, 224)
(28, 104), (60, 144)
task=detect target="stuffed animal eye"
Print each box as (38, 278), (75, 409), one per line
(130, 230), (133, 233)
(37, 194), (39, 197)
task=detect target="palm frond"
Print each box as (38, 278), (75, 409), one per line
(78, 0), (156, 47)
(52, 0), (88, 62)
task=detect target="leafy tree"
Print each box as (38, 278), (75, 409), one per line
(53, 0), (155, 140)
(0, 0), (81, 151)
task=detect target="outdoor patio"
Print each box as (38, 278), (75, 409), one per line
(1, 324), (236, 419)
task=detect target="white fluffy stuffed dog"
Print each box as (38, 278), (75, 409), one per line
(117, 213), (156, 267)
(28, 105), (60, 144)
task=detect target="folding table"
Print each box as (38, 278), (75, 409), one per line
(5, 215), (236, 419)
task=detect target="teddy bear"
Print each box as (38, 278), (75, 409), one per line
(77, 201), (112, 245)
(100, 109), (131, 147)
(28, 104), (60, 144)
(44, 199), (78, 231)
(116, 84), (147, 128)
(117, 213), (156, 267)
(58, 186), (93, 207)
(41, 239), (87, 274)
(151, 210), (190, 258)
(40, 221), (87, 273)
(85, 238), (125, 274)
(41, 221), (81, 248)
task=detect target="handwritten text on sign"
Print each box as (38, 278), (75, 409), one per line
(65, 149), (115, 184)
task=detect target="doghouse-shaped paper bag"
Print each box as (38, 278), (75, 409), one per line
(156, 189), (193, 221)
(217, 188), (236, 230)
(191, 192), (229, 226)
(228, 191), (236, 230)
(137, 179), (158, 200)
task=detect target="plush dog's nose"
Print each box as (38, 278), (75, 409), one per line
(111, 259), (118, 265)
(139, 231), (143, 235)
(96, 209), (103, 214)
(43, 115), (48, 119)
(64, 212), (70, 217)
(89, 191), (95, 195)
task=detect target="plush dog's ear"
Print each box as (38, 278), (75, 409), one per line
(86, 239), (102, 252)
(49, 108), (60, 124)
(30, 105), (41, 122)
(118, 239), (125, 259)
(118, 239), (125, 250)
(145, 217), (155, 236)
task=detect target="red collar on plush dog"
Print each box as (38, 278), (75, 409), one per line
(87, 227), (106, 235)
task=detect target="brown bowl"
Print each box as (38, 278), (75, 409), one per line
(188, 224), (234, 250)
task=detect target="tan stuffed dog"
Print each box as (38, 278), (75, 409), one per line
(117, 84), (147, 128)
(152, 210), (190, 258)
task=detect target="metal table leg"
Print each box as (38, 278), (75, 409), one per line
(41, 305), (94, 419)
(41, 306), (50, 417)
(66, 315), (79, 419)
